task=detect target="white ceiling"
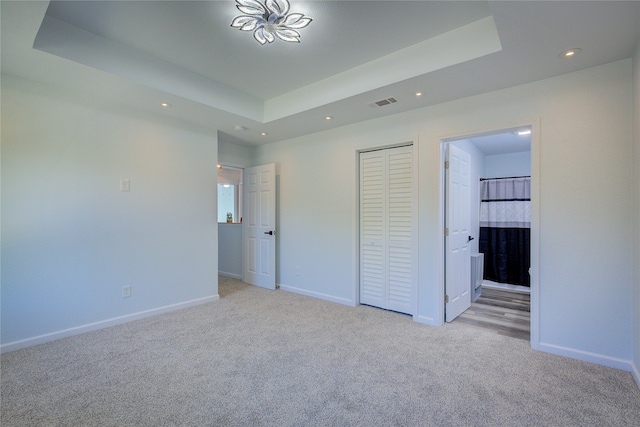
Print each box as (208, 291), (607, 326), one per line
(467, 128), (531, 156)
(2, 1), (639, 147)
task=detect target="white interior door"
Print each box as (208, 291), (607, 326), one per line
(445, 144), (471, 322)
(243, 163), (276, 290)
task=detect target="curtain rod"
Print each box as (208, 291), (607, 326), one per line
(480, 175), (530, 181)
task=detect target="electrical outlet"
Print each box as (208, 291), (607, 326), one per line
(122, 285), (132, 298)
(120, 179), (130, 192)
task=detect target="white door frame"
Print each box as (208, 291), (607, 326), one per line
(438, 121), (540, 349)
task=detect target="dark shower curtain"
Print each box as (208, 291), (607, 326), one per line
(478, 177), (531, 287)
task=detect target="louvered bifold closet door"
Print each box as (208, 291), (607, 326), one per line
(360, 150), (386, 308)
(360, 145), (414, 315)
(386, 146), (413, 313)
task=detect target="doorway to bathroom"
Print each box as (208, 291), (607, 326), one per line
(442, 126), (534, 341)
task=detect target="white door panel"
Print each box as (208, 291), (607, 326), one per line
(445, 145), (471, 322)
(243, 163), (276, 290)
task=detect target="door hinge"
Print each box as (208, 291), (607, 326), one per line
(444, 227), (449, 236)
(444, 160), (449, 169)
(444, 295), (449, 303)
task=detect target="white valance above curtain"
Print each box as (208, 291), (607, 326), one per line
(479, 177), (531, 228)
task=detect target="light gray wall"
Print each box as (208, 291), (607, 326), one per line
(254, 59), (634, 371)
(1, 76), (219, 351)
(485, 151), (531, 178)
(218, 139), (253, 168)
(218, 224), (242, 279)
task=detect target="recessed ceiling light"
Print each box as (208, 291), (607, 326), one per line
(261, 132), (268, 136)
(415, 92), (423, 97)
(559, 48), (581, 58)
(325, 116), (332, 121)
(160, 102), (172, 108)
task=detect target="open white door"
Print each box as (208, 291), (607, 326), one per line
(445, 144), (471, 322)
(243, 163), (276, 290)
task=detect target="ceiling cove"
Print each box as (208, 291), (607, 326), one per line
(33, 2), (500, 124)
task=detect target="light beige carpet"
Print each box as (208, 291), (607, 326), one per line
(2, 277), (639, 426)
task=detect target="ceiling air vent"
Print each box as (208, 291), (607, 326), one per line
(369, 97), (398, 108)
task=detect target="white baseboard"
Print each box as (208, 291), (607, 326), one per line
(538, 342), (633, 373)
(482, 280), (530, 294)
(279, 284), (354, 306)
(279, 285), (439, 326)
(218, 271), (242, 280)
(413, 314), (438, 326)
(632, 361), (640, 390)
(0, 295), (219, 354)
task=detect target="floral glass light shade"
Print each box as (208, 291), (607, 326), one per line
(231, 0), (312, 45)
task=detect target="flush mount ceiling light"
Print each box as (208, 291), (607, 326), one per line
(231, 0), (312, 45)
